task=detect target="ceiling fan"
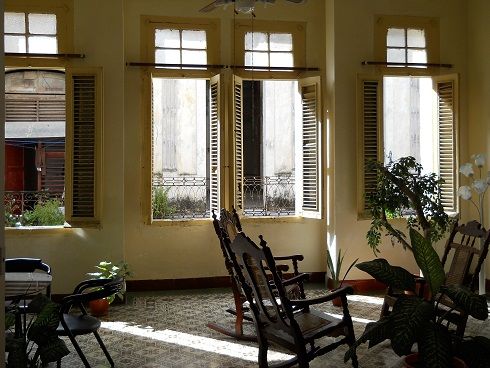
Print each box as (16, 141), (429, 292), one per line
(199, 0), (306, 14)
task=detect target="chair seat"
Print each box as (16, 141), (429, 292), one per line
(57, 314), (101, 336)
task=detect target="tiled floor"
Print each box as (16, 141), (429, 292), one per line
(56, 286), (490, 368)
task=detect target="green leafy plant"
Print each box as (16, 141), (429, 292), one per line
(4, 198), (22, 227)
(21, 199), (64, 226)
(87, 261), (132, 303)
(152, 187), (175, 219)
(345, 157), (490, 368)
(5, 294), (69, 367)
(326, 249), (358, 289)
(366, 156), (452, 255)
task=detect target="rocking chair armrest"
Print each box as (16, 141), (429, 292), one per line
(281, 272), (310, 287)
(73, 278), (114, 294)
(273, 254), (304, 262)
(273, 264), (290, 273)
(289, 286), (354, 308)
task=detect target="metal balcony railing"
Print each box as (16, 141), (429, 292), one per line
(243, 175), (295, 217)
(4, 190), (65, 226)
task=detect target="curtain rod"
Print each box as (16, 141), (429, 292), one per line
(6, 53), (85, 59)
(362, 61), (452, 68)
(127, 62), (319, 72)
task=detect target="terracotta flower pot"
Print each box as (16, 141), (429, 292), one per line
(404, 353), (467, 368)
(331, 296), (343, 307)
(89, 298), (110, 317)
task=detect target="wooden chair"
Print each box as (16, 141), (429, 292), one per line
(226, 231), (358, 368)
(56, 277), (123, 368)
(380, 220), (490, 336)
(208, 207), (308, 341)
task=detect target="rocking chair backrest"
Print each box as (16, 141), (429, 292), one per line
(441, 220), (490, 291)
(228, 232), (297, 335)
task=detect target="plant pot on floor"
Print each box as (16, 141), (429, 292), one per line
(404, 353), (467, 368)
(89, 298), (109, 317)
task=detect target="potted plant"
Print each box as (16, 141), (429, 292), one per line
(326, 248), (358, 306)
(344, 157), (490, 367)
(5, 294), (70, 367)
(87, 261), (132, 316)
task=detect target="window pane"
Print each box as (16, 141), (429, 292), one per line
(151, 78), (208, 219)
(387, 28), (405, 47)
(245, 51), (269, 67)
(5, 12), (25, 34)
(383, 76), (434, 173)
(182, 50), (207, 66)
(155, 49), (180, 66)
(387, 48), (405, 63)
(28, 36), (57, 53)
(28, 13), (57, 35)
(270, 52), (293, 67)
(408, 49), (427, 64)
(182, 30), (206, 49)
(407, 29), (426, 48)
(245, 32), (268, 51)
(270, 33), (292, 51)
(155, 29), (180, 48)
(5, 35), (26, 53)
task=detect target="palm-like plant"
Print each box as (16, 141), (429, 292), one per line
(346, 157), (490, 367)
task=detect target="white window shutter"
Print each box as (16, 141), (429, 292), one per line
(65, 68), (102, 225)
(209, 74), (221, 215)
(434, 74), (458, 213)
(233, 75), (244, 212)
(357, 76), (382, 215)
(299, 76), (321, 219)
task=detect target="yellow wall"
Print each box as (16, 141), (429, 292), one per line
(5, 0), (489, 293)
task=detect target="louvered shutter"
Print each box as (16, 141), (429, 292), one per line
(233, 75), (244, 212)
(358, 76), (382, 215)
(209, 74), (221, 215)
(299, 77), (321, 218)
(434, 75), (458, 213)
(65, 68), (102, 225)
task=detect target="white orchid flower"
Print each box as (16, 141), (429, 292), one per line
(472, 153), (486, 168)
(458, 186), (472, 200)
(472, 179), (488, 195)
(459, 163), (474, 177)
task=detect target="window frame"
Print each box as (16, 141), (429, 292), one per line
(374, 15), (440, 72)
(356, 73), (459, 218)
(233, 19), (306, 79)
(5, 0), (74, 67)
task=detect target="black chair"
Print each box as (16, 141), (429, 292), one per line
(56, 277), (123, 368)
(225, 231), (358, 368)
(5, 257), (52, 336)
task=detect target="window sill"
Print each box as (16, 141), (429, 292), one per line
(5, 225), (72, 236)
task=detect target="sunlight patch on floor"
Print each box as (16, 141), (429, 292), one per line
(347, 294), (385, 305)
(324, 313), (376, 325)
(101, 321), (294, 362)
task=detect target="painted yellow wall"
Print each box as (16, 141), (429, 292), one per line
(5, 0), (488, 293)
(467, 0), (490, 279)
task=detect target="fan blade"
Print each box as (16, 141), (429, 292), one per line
(199, 0), (230, 12)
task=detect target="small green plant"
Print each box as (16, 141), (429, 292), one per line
(22, 199), (64, 226)
(326, 248), (358, 289)
(88, 261), (132, 303)
(4, 198), (22, 227)
(5, 295), (69, 367)
(152, 187), (175, 219)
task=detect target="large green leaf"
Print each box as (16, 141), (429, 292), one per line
(344, 317), (392, 363)
(356, 259), (416, 292)
(38, 337), (70, 364)
(391, 296), (433, 356)
(410, 228), (445, 296)
(418, 322), (452, 368)
(441, 285), (489, 320)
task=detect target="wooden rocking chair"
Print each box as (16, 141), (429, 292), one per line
(226, 231), (358, 368)
(208, 207), (308, 341)
(380, 220), (490, 336)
